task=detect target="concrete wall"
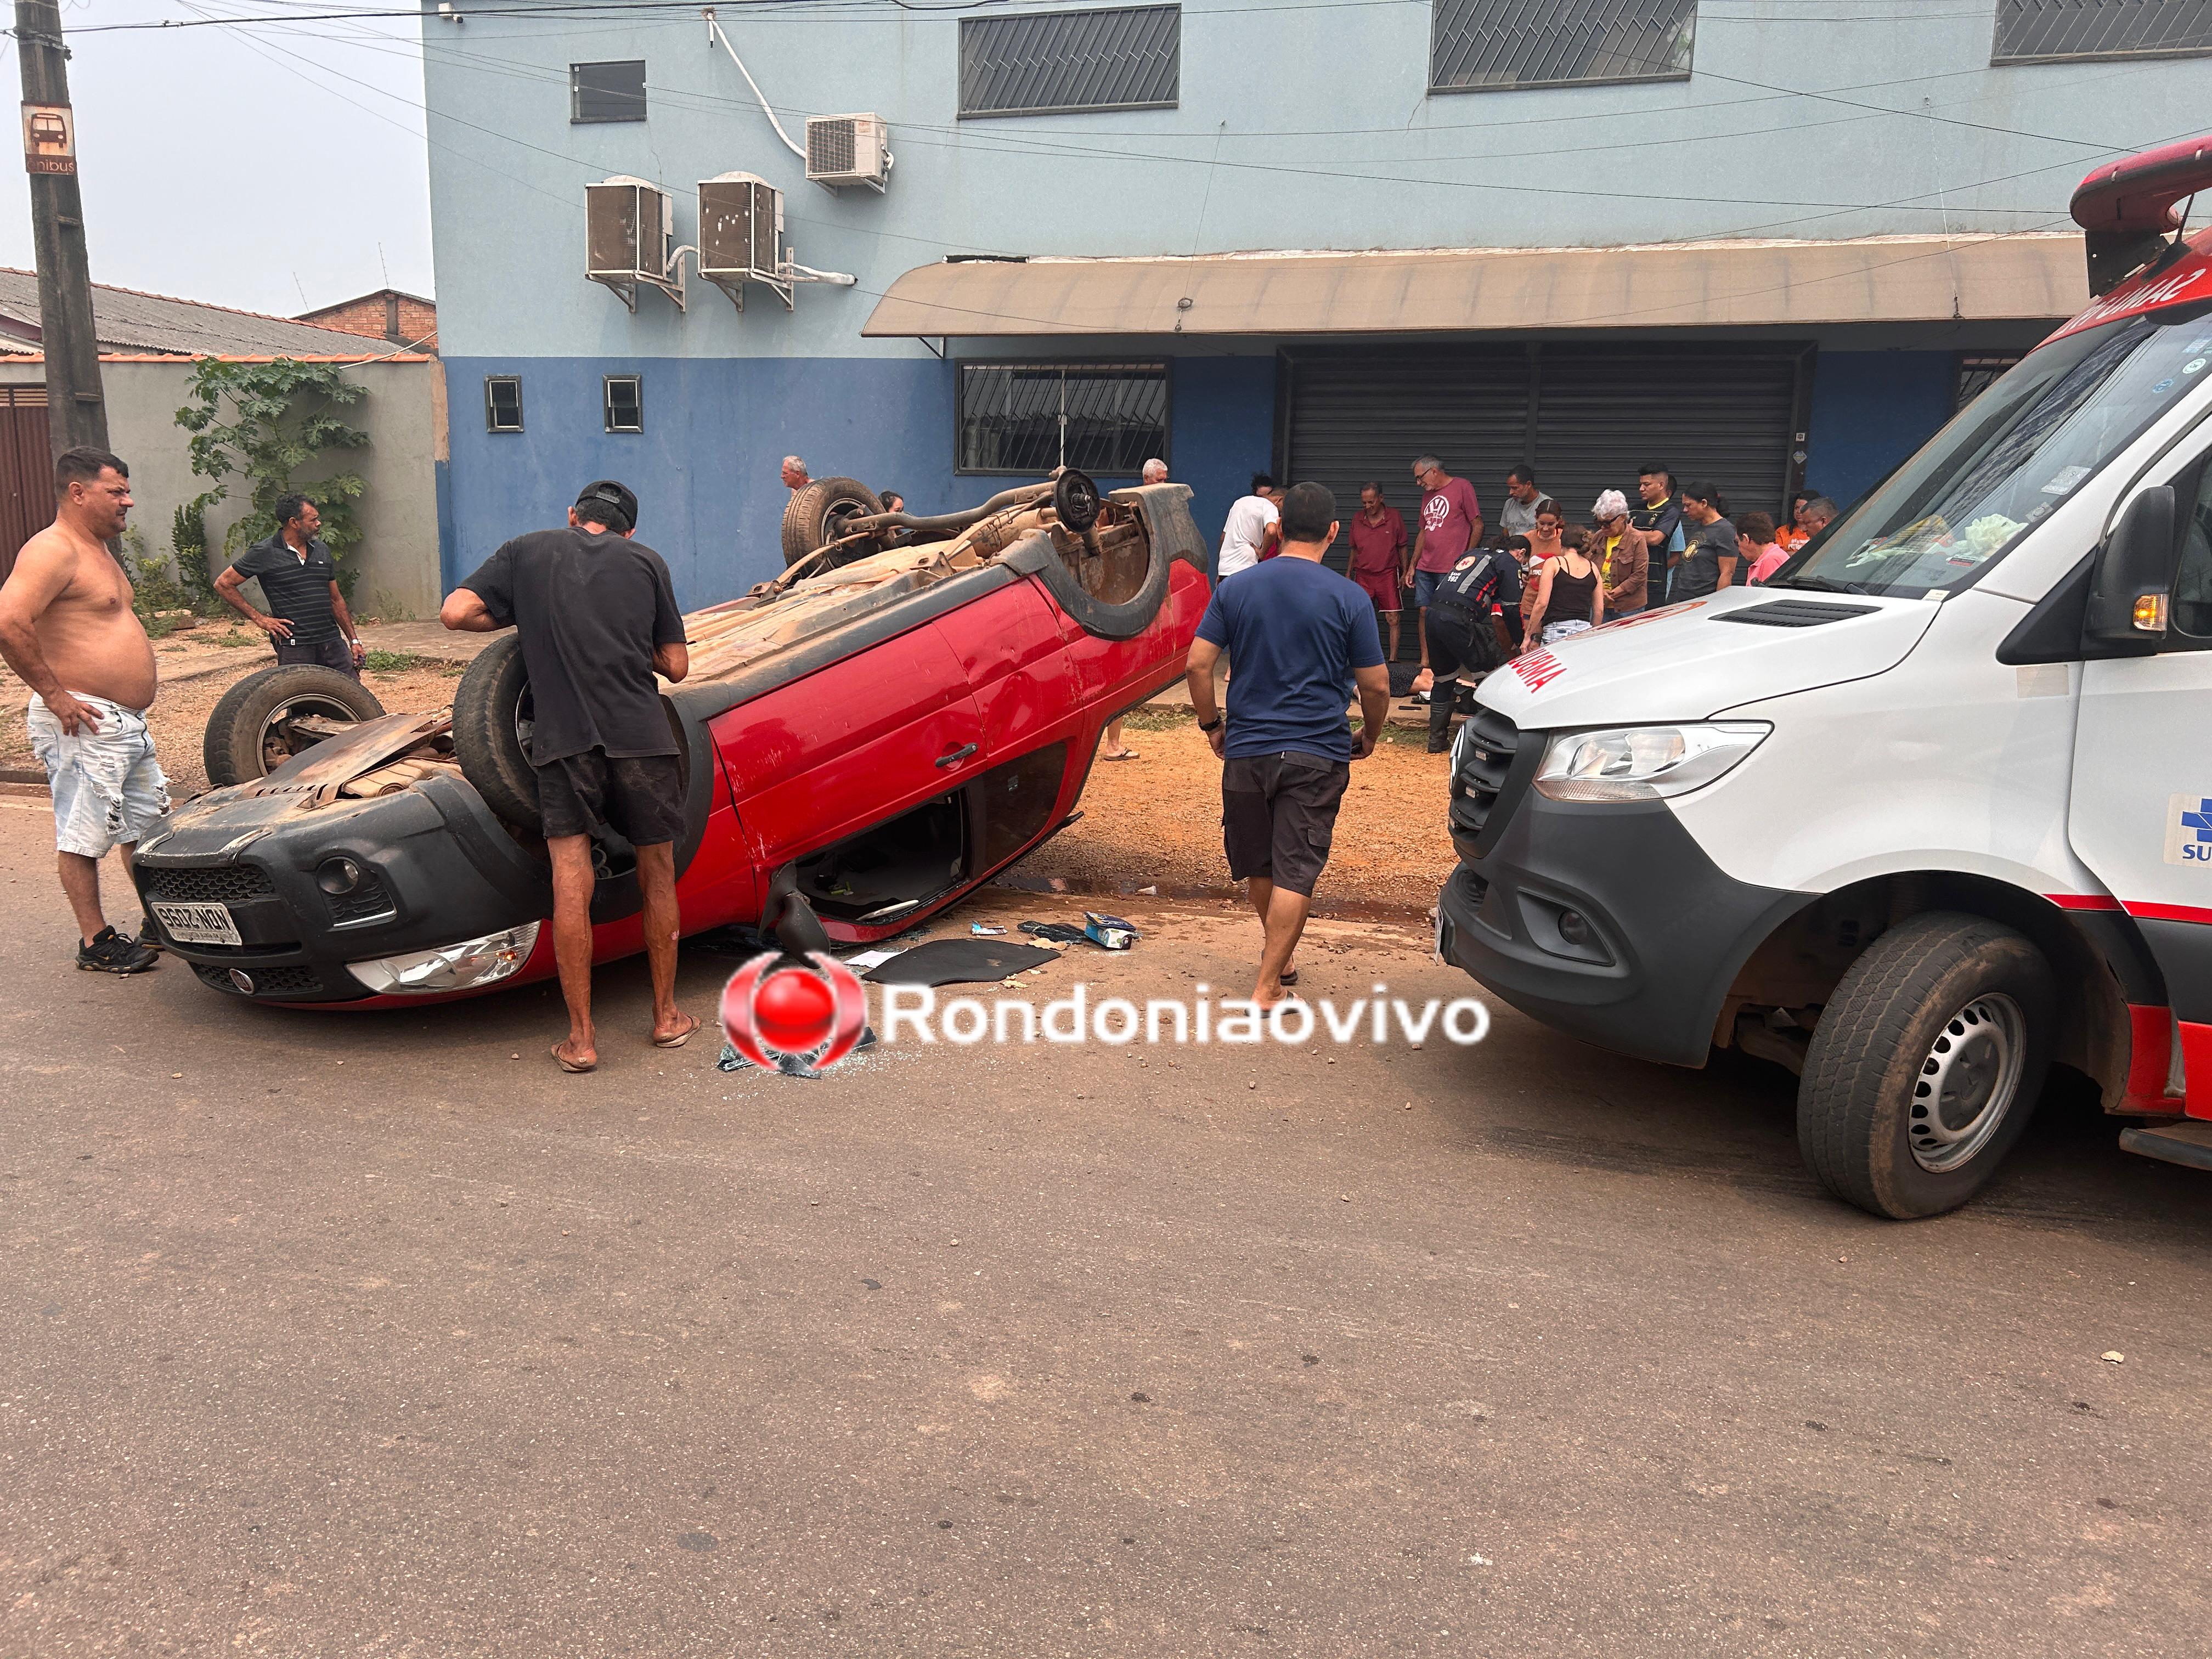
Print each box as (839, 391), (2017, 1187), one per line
(420, 2), (2212, 605)
(0, 357), (449, 620)
(420, 4), (2211, 363)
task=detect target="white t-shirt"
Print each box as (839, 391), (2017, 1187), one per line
(1217, 494), (1279, 578)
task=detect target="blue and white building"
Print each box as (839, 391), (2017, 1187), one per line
(421, 0), (2212, 605)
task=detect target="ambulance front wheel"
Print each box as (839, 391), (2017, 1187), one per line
(1796, 911), (2055, 1221)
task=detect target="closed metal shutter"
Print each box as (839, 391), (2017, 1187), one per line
(1531, 345), (1805, 528)
(1284, 345), (1532, 578)
(1288, 341), (1804, 548)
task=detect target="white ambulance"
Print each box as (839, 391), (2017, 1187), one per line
(1438, 134), (2212, 1219)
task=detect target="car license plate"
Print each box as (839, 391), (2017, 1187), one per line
(153, 900), (242, 947)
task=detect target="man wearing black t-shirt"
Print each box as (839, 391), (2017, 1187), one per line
(441, 479), (697, 1072)
(215, 495), (365, 678)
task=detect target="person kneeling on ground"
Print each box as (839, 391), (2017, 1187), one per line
(441, 479), (699, 1071)
(1185, 481), (1391, 1012)
(1421, 540), (1517, 752)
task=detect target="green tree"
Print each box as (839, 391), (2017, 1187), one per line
(170, 496), (216, 609)
(175, 358), (371, 595)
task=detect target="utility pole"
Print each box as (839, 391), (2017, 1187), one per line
(14, 0), (106, 459)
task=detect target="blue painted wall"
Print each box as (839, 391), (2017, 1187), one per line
(443, 349), (1277, 605)
(1803, 351), (1959, 515)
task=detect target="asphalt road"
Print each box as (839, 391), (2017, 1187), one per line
(3, 799), (2210, 1656)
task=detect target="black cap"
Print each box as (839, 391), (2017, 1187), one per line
(574, 478), (637, 533)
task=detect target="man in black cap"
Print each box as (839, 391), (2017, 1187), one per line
(441, 480), (697, 1072)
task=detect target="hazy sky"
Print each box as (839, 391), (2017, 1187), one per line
(0, 1), (433, 317)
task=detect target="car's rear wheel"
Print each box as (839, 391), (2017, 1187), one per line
(1797, 911), (2054, 1220)
(204, 663), (386, 786)
(781, 477), (884, 567)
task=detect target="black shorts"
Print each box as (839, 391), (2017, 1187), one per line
(1423, 604), (1502, 681)
(1221, 751), (1351, 898)
(274, 637), (360, 680)
(534, 748), (685, 845)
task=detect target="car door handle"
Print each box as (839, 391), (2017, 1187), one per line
(936, 742), (979, 769)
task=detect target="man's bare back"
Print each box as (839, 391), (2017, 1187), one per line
(0, 467), (155, 725)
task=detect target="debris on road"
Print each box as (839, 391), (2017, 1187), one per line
(2103, 1351), (2126, 1363)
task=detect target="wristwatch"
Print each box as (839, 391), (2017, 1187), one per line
(1198, 715), (1224, 733)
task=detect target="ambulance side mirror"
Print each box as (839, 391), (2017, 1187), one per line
(2084, 486), (2179, 648)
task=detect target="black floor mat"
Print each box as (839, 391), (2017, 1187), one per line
(861, 939), (1059, 986)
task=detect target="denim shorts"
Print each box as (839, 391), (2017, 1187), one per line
(1412, 568), (1448, 610)
(27, 693), (170, 858)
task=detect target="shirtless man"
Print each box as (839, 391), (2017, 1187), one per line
(0, 447), (165, 973)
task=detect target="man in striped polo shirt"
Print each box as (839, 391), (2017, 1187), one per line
(215, 494), (365, 678)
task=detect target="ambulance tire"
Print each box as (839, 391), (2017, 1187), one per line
(1797, 912), (2054, 1220)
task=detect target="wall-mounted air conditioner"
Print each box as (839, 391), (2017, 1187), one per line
(805, 114), (891, 194)
(698, 171), (786, 310)
(585, 175), (682, 311)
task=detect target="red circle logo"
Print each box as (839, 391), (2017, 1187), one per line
(721, 952), (868, 1076)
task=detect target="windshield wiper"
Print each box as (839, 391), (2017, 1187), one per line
(1776, 574), (1870, 595)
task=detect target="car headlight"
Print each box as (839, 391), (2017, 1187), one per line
(347, 921), (541, 994)
(1533, 723), (1770, 803)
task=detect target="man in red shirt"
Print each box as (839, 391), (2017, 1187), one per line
(1345, 482), (1407, 662)
(1407, 454), (1482, 690)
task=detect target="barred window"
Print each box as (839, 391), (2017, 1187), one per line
(959, 6), (1180, 119)
(571, 60), (646, 123)
(484, 375), (523, 433)
(957, 362), (1168, 475)
(1954, 354), (2022, 413)
(1431, 0), (1696, 93)
(1994, 0), (2212, 63)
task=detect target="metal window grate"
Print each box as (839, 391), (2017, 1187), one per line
(604, 375), (643, 434)
(959, 6), (1179, 119)
(571, 60), (646, 123)
(1431, 0), (1696, 92)
(957, 361), (1167, 475)
(1954, 354), (2021, 412)
(1994, 0), (2212, 62)
(486, 375), (523, 433)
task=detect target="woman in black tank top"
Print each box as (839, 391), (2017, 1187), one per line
(1522, 533), (1606, 650)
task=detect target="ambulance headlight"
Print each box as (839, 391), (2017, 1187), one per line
(1534, 723), (1770, 802)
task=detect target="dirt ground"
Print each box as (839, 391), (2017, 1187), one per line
(0, 630), (469, 796)
(1025, 708), (1458, 915)
(3, 637), (1459, 914)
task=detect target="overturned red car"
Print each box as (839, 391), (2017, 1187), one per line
(132, 473), (1207, 1005)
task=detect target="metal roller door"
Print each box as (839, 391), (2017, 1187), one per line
(1285, 339), (1808, 572)
(1282, 345), (1532, 571)
(1531, 345), (1808, 528)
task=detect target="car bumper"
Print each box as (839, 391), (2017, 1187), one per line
(1437, 783), (1810, 1069)
(134, 772), (553, 1005)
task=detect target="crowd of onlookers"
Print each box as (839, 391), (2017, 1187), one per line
(1212, 458), (1840, 750)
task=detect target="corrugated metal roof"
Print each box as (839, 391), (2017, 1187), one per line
(0, 267), (385, 357)
(862, 234), (2089, 337)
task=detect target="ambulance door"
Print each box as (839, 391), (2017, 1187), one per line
(2068, 451), (2212, 1103)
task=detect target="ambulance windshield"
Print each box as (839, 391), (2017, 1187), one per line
(1779, 301), (2212, 598)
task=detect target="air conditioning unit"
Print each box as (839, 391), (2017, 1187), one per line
(698, 171), (788, 310)
(805, 114), (890, 193)
(585, 175), (680, 311)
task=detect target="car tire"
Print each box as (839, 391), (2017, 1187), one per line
(203, 663), (386, 787)
(781, 477), (884, 567)
(1797, 911), (2054, 1220)
(452, 634), (542, 832)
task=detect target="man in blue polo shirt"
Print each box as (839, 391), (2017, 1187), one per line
(1185, 481), (1391, 1012)
(215, 494), (365, 679)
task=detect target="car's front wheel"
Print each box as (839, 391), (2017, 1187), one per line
(203, 663), (386, 786)
(1797, 911), (2054, 1220)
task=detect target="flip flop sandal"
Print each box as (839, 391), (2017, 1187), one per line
(552, 1045), (597, 1073)
(1279, 968), (1300, 986)
(653, 1014), (703, 1049)
(1101, 749), (1139, 761)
